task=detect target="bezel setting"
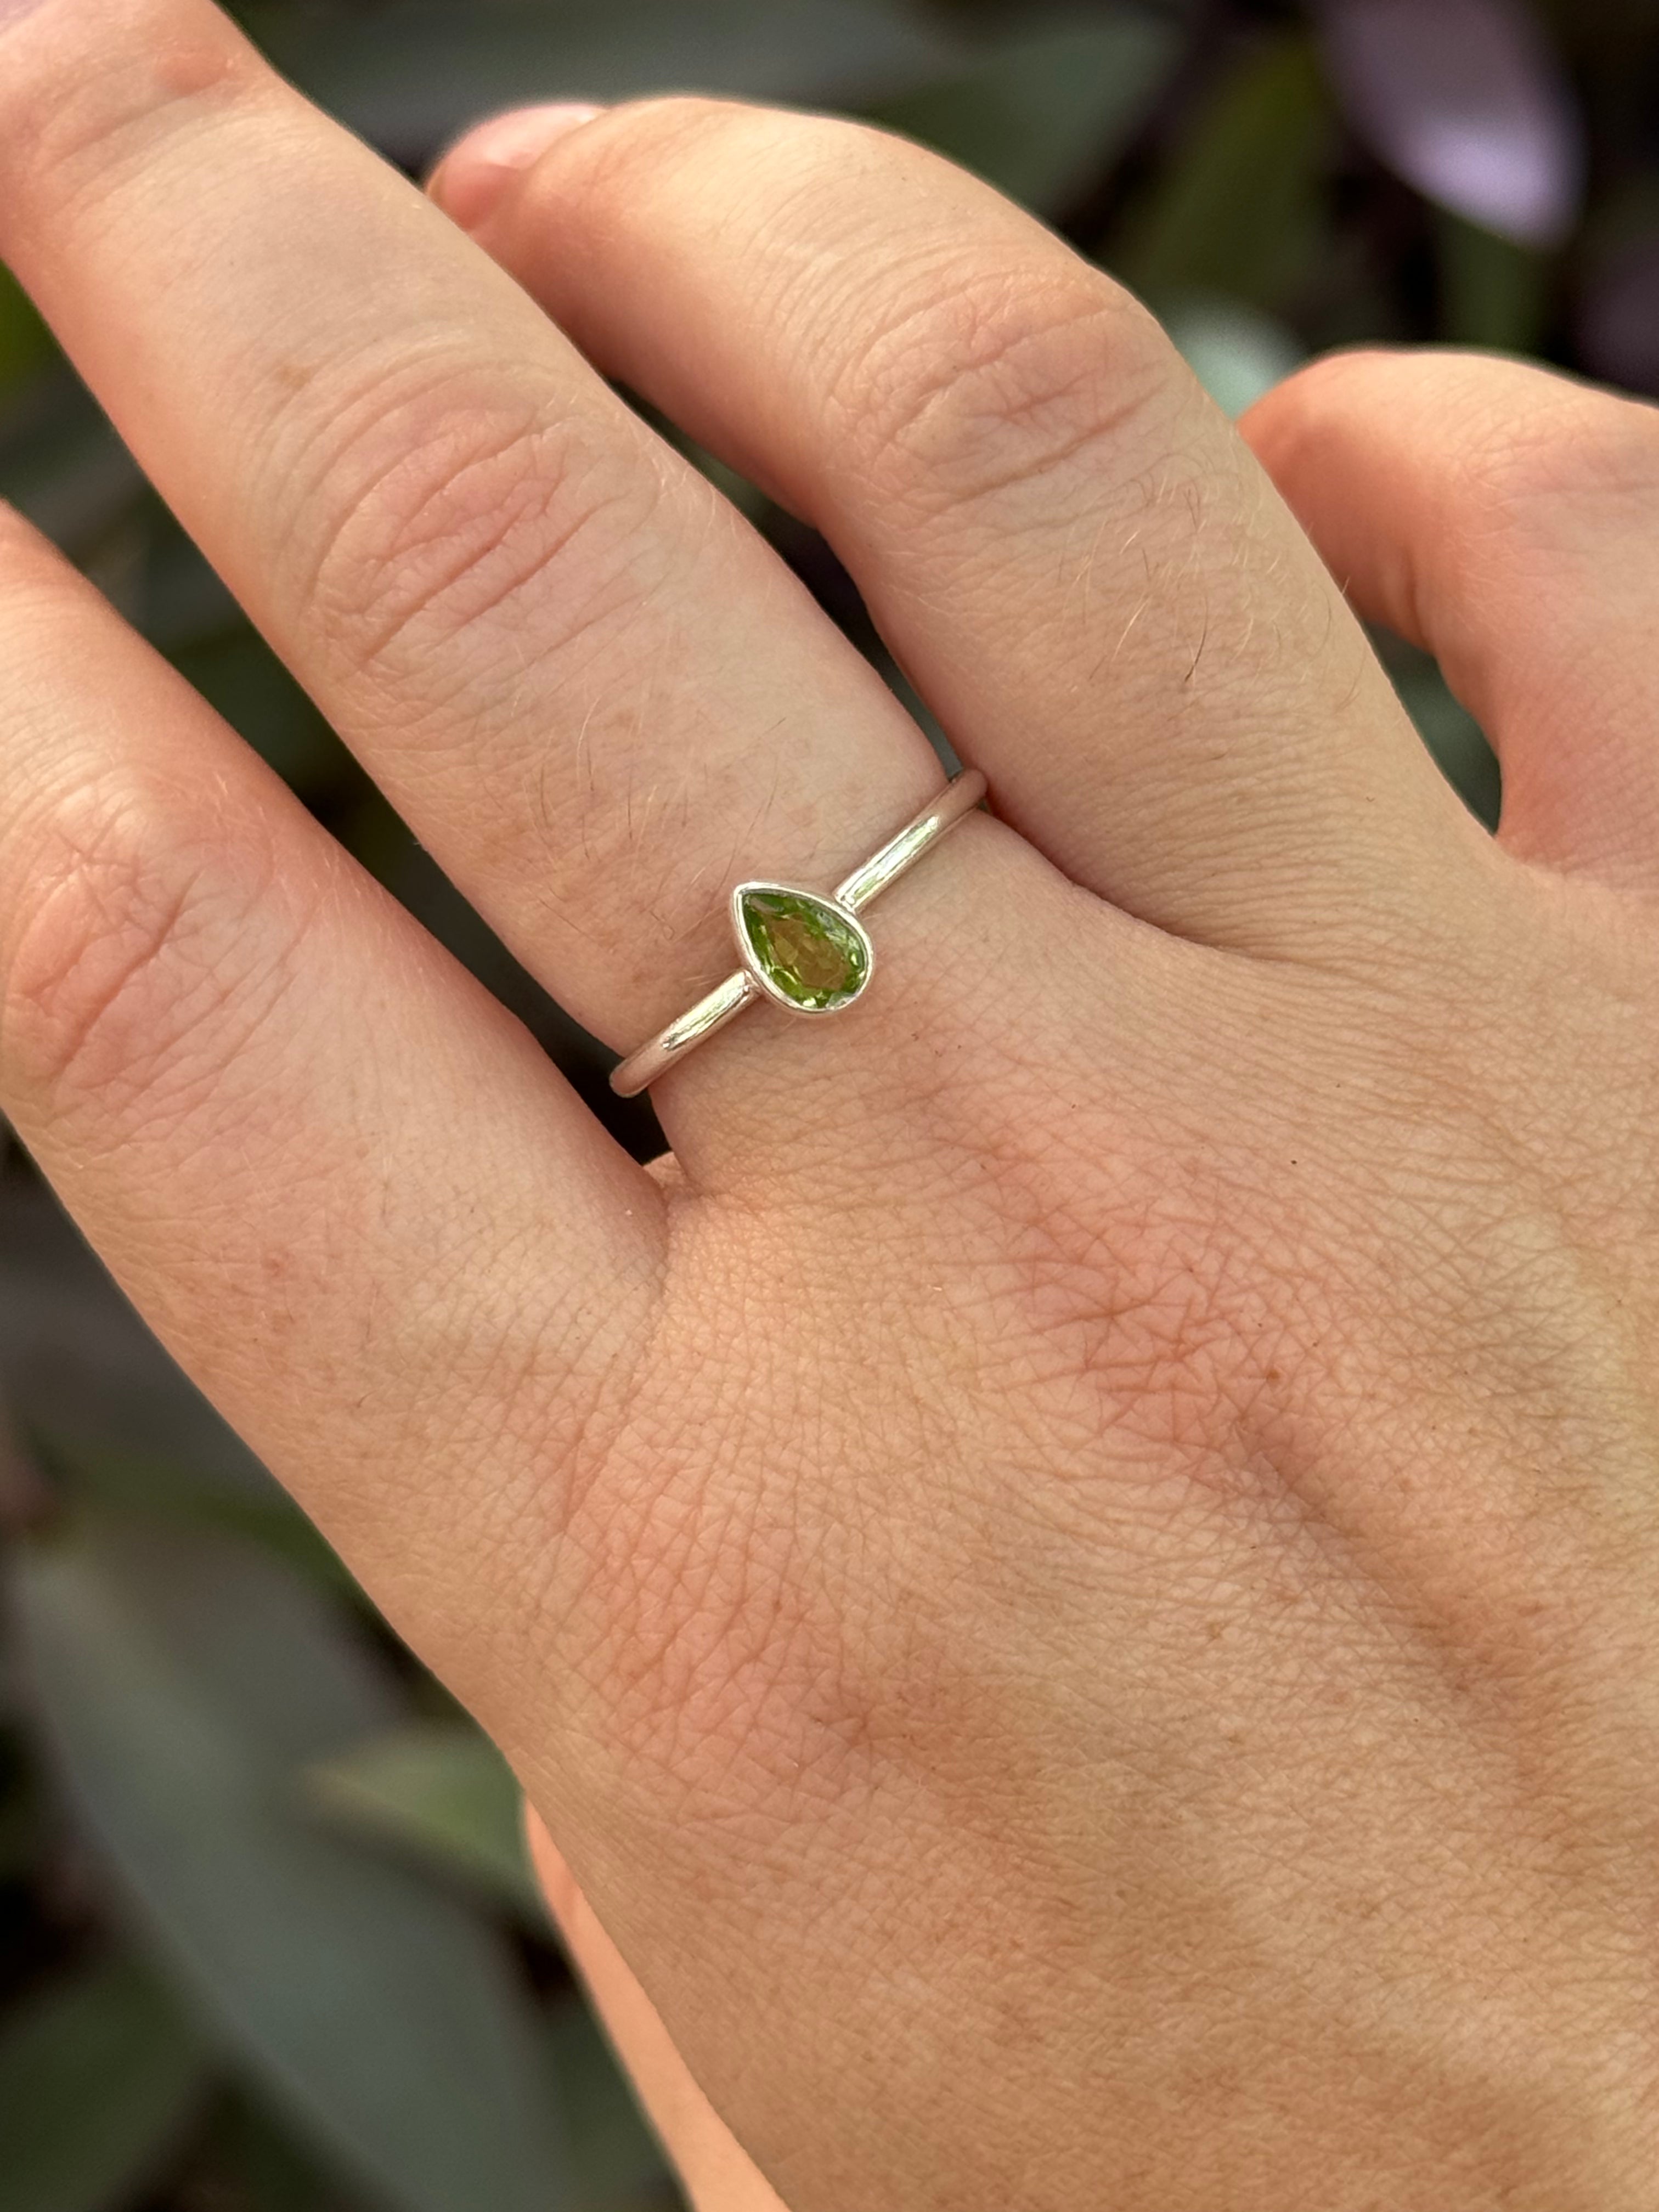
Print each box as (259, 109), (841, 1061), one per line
(730, 881), (876, 1016)
(608, 769), (984, 1096)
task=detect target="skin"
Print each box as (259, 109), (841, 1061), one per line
(1, 5), (1657, 2204)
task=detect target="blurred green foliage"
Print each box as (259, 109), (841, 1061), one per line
(0, 0), (1651, 2204)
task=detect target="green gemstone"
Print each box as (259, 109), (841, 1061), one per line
(737, 888), (871, 1011)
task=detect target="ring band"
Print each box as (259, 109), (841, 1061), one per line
(610, 768), (988, 1097)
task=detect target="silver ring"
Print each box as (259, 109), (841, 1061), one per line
(610, 769), (988, 1098)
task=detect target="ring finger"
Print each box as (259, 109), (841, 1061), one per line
(431, 95), (1494, 963)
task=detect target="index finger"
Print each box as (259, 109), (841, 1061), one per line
(0, 504), (662, 1718)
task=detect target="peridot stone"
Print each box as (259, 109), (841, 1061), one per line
(736, 887), (871, 1011)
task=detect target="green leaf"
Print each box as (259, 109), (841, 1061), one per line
(0, 405), (144, 568)
(0, 1740), (43, 1882)
(195, 2090), (370, 2212)
(0, 268), (55, 394)
(1112, 35), (1330, 308)
(0, 1167), (269, 1492)
(29, 1431), (351, 1593)
(1374, 631), (1502, 831)
(0, 1954), (210, 2212)
(166, 628), (349, 803)
(12, 1517), (573, 2212)
(874, 17), (1178, 212)
(249, 0), (962, 160)
(544, 1994), (673, 2212)
(303, 1720), (541, 1918)
(1158, 291), (1305, 415)
(1436, 212), (1549, 351)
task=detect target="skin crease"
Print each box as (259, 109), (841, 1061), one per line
(0, 4), (1658, 2204)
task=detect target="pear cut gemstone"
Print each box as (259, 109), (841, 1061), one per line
(736, 887), (871, 1011)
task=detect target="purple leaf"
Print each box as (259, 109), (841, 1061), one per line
(1319, 0), (1584, 245)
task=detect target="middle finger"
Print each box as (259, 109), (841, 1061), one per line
(0, 0), (1025, 1165)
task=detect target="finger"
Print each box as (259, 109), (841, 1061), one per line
(0, 1), (1001, 1175)
(431, 99), (1487, 963)
(0, 505), (661, 1694)
(1241, 348), (1659, 893)
(524, 1809), (789, 2212)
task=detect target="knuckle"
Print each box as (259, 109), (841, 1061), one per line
(832, 259), (1170, 510)
(1, 778), (289, 1111)
(264, 352), (672, 676)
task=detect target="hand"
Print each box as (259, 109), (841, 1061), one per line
(4, 8), (1658, 2207)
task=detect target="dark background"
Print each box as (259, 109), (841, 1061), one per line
(1, 3), (1652, 2207)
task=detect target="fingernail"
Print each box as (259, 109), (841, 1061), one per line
(430, 102), (605, 229)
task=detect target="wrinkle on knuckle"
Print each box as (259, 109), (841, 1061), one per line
(262, 349), (671, 679)
(1, 777), (297, 1114)
(831, 260), (1167, 515)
